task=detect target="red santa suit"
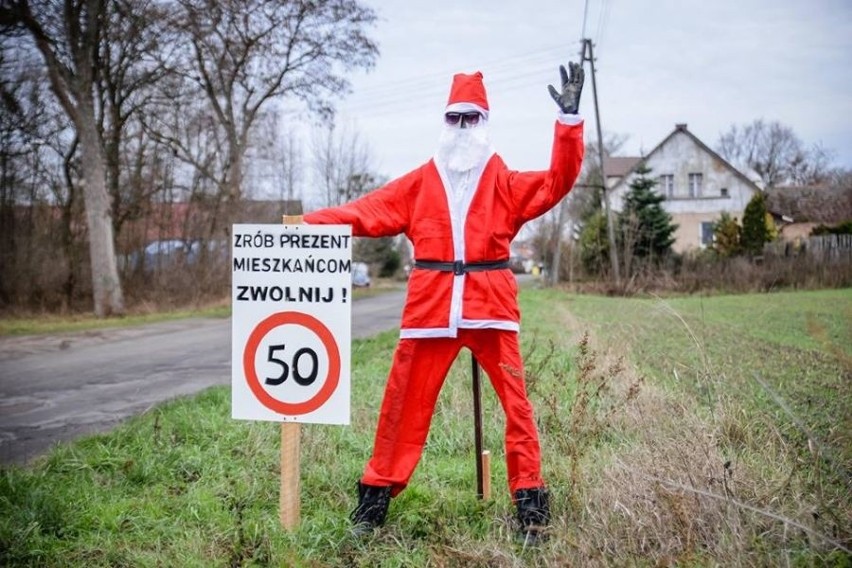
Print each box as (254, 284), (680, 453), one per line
(305, 72), (583, 497)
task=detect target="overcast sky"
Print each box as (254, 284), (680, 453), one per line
(319, 0), (851, 184)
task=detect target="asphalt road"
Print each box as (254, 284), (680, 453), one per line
(0, 289), (407, 466)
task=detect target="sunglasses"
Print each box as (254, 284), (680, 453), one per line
(444, 112), (482, 127)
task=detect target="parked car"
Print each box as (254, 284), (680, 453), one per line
(123, 239), (226, 272)
(508, 256), (528, 274)
(352, 262), (371, 287)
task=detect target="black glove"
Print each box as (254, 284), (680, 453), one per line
(548, 62), (584, 114)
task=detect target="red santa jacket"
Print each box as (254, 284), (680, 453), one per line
(304, 119), (584, 338)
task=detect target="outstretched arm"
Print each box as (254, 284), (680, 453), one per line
(303, 168), (421, 237)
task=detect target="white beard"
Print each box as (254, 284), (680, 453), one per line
(435, 123), (492, 173)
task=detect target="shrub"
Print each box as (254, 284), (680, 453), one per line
(712, 212), (742, 257)
(741, 193), (773, 254)
(811, 221), (852, 236)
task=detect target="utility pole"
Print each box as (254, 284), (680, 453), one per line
(549, 194), (567, 286)
(581, 38), (620, 284)
(548, 40), (586, 287)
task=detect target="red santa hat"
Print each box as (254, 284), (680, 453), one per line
(445, 71), (490, 119)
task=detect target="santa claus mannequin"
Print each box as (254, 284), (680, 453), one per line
(304, 62), (585, 542)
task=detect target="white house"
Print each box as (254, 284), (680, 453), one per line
(606, 124), (762, 253)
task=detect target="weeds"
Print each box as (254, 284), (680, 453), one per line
(1, 289), (850, 565)
(558, 332), (639, 499)
(563, 290), (852, 565)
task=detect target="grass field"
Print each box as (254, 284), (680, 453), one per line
(0, 303), (231, 337)
(1, 288), (850, 566)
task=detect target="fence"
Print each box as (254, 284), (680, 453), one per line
(765, 234), (852, 262)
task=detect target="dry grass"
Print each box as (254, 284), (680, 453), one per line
(563, 253), (852, 297)
(532, 297), (851, 566)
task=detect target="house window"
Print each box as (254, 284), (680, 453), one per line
(688, 173), (703, 198)
(700, 221), (715, 247)
(659, 174), (674, 198)
(720, 187), (729, 197)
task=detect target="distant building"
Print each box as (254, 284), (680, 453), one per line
(603, 156), (641, 190)
(606, 124), (762, 252)
(509, 239), (536, 273)
(765, 185), (852, 240)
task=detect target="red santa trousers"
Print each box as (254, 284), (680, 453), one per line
(361, 328), (545, 496)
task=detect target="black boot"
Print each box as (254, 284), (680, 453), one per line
(513, 487), (550, 545)
(350, 481), (391, 535)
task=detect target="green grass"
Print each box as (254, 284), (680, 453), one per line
(561, 289), (852, 460)
(0, 304), (231, 337)
(2, 288), (851, 566)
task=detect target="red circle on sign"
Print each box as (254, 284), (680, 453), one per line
(243, 311), (340, 415)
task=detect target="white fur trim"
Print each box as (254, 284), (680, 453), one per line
(400, 320), (519, 339)
(433, 152), (494, 336)
(400, 327), (457, 339)
(557, 112), (583, 126)
(459, 319), (520, 332)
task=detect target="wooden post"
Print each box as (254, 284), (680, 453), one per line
(279, 421), (300, 529)
(482, 450), (491, 500)
(279, 214), (303, 530)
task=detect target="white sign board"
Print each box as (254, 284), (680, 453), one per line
(231, 224), (352, 425)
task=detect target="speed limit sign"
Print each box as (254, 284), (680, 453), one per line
(231, 224), (352, 424)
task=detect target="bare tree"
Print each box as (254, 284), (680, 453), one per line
(825, 167), (852, 188)
(1, 0), (379, 312)
(717, 119), (834, 187)
(311, 120), (374, 208)
(247, 108), (305, 206)
(276, 127), (303, 206)
(2, 0), (125, 316)
(0, 44), (88, 309)
(166, 0), (378, 205)
(97, 0), (172, 237)
(786, 142), (834, 186)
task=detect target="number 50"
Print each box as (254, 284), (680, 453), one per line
(265, 343), (319, 386)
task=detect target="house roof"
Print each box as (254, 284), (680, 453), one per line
(603, 156), (641, 178)
(608, 123), (762, 194)
(765, 185), (852, 224)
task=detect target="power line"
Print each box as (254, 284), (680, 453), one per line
(343, 62), (567, 116)
(595, 0), (612, 57)
(334, 32), (601, 117)
(330, 14), (610, 122)
(339, 44), (571, 113)
(579, 0), (614, 58)
(351, 44), (567, 99)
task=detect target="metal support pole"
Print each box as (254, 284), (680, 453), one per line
(471, 354), (484, 499)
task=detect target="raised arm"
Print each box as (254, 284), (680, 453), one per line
(503, 62), (586, 227)
(505, 119), (584, 227)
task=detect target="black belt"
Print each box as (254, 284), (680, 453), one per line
(414, 259), (510, 276)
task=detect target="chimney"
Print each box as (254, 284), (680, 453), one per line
(675, 123), (688, 131)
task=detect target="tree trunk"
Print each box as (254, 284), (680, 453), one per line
(77, 100), (125, 317)
(227, 140), (243, 202)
